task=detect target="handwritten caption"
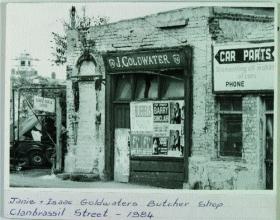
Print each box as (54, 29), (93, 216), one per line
(7, 197), (224, 219)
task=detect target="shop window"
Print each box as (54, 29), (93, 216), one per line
(218, 97), (242, 157)
(264, 96), (273, 112)
(135, 76), (158, 99)
(113, 71), (185, 158)
(161, 75), (184, 99)
(115, 75), (132, 100)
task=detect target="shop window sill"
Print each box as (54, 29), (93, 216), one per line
(130, 155), (184, 162)
(211, 156), (246, 163)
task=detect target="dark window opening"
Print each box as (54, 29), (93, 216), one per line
(218, 97), (242, 157)
(220, 114), (242, 157)
(20, 61), (25, 66)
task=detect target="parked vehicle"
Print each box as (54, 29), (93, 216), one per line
(10, 115), (55, 169)
(10, 140), (54, 168)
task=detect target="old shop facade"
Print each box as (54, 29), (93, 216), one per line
(64, 7), (274, 189)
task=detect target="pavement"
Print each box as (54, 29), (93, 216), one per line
(10, 169), (159, 189)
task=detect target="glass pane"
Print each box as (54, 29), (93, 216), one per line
(115, 75), (132, 100)
(265, 97), (273, 111)
(220, 114), (242, 157)
(148, 77), (158, 98)
(135, 78), (145, 99)
(219, 97), (242, 111)
(135, 76), (158, 99)
(232, 98), (242, 111)
(161, 77), (184, 98)
(219, 99), (231, 111)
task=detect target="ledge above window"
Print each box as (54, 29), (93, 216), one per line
(157, 18), (189, 29)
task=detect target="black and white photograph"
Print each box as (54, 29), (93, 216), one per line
(6, 3), (275, 191)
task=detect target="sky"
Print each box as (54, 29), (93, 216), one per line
(5, 2), (201, 80)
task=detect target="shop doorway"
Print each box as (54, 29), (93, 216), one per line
(104, 47), (192, 189)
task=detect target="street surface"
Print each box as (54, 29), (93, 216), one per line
(10, 169), (159, 189)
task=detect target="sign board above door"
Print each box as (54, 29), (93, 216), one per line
(104, 48), (190, 72)
(213, 42), (274, 92)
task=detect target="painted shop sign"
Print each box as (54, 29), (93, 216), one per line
(213, 42), (274, 92)
(105, 50), (186, 72)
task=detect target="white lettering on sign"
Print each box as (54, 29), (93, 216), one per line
(243, 48), (272, 62)
(33, 96), (55, 113)
(108, 54), (174, 70)
(213, 42), (274, 92)
(220, 50), (236, 62)
(120, 55), (171, 68)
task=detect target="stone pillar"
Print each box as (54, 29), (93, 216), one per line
(73, 61), (100, 174)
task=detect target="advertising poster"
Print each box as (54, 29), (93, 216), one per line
(130, 100), (184, 156)
(170, 101), (184, 124)
(169, 129), (183, 156)
(153, 102), (169, 123)
(153, 102), (170, 137)
(130, 102), (153, 132)
(152, 135), (169, 155)
(130, 133), (153, 156)
(153, 124), (169, 137)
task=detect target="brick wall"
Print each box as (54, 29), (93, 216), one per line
(65, 7), (273, 189)
(189, 95), (268, 189)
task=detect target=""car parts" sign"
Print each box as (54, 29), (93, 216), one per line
(213, 42), (274, 92)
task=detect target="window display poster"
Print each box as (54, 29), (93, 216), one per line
(152, 137), (168, 155)
(170, 101), (184, 124)
(130, 102), (153, 132)
(153, 123), (169, 137)
(153, 102), (169, 123)
(130, 101), (184, 156)
(130, 133), (153, 156)
(169, 129), (183, 157)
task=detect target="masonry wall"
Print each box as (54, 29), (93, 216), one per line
(188, 8), (273, 189)
(64, 7), (273, 188)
